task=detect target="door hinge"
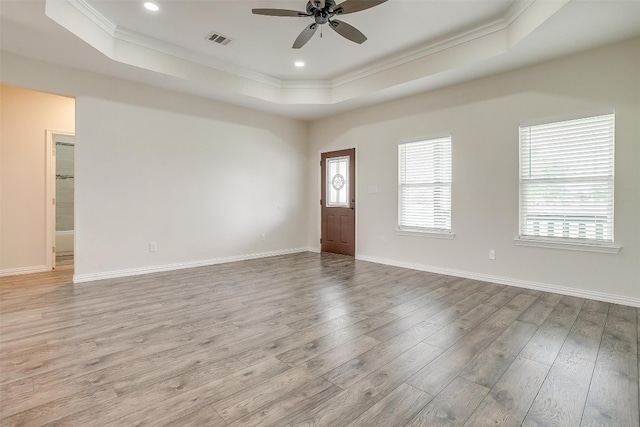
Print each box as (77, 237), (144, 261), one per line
(52, 198), (56, 205)
(320, 238), (322, 244)
(52, 246), (56, 253)
(319, 199), (322, 205)
(320, 160), (322, 167)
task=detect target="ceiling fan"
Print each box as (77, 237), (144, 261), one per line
(252, 0), (388, 49)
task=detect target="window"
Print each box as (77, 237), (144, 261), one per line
(398, 136), (452, 233)
(519, 113), (615, 245)
(326, 155), (349, 207)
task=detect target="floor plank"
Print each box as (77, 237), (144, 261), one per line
(459, 320), (538, 388)
(212, 334), (380, 422)
(463, 356), (550, 427)
(521, 306), (609, 427)
(162, 405), (226, 427)
(407, 296), (537, 395)
(581, 347), (639, 427)
(345, 383), (433, 427)
(1, 252), (638, 426)
(518, 295), (584, 365)
(522, 354), (594, 427)
(405, 377), (489, 427)
(580, 307), (639, 427)
(226, 376), (341, 427)
(286, 343), (444, 427)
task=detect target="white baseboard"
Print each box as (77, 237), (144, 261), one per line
(356, 254), (640, 308)
(73, 248), (310, 283)
(0, 265), (48, 277)
(56, 230), (74, 254)
(305, 246), (321, 253)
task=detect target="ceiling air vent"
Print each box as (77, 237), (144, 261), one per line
(206, 32), (232, 45)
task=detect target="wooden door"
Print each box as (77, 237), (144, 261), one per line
(321, 148), (355, 256)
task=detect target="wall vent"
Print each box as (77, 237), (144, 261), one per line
(206, 32), (232, 45)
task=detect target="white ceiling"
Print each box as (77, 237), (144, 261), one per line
(1, 0), (639, 120)
(87, 0), (516, 81)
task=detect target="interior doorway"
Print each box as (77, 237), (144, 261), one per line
(47, 131), (75, 270)
(320, 148), (356, 256)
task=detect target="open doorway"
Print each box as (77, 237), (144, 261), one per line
(0, 84), (74, 277)
(46, 130), (75, 271)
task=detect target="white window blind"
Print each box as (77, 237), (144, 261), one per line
(519, 113), (615, 244)
(399, 137), (452, 232)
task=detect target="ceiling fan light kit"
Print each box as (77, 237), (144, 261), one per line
(252, 0), (387, 49)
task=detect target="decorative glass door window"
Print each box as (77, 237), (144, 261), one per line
(326, 156), (350, 207)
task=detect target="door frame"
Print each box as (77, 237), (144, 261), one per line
(45, 129), (75, 270)
(317, 145), (358, 256)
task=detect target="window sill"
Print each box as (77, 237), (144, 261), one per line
(514, 238), (621, 254)
(395, 229), (455, 240)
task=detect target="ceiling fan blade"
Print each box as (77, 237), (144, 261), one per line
(293, 23), (318, 49)
(252, 8), (308, 17)
(329, 19), (367, 44)
(334, 0), (387, 15)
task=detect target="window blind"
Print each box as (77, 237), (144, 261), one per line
(399, 137), (452, 232)
(519, 113), (615, 244)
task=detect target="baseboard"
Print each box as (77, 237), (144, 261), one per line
(0, 265), (48, 277)
(72, 248), (310, 283)
(305, 246), (321, 253)
(356, 254), (640, 308)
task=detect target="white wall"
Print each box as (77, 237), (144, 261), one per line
(2, 38), (639, 304)
(56, 231), (74, 255)
(0, 85), (75, 275)
(74, 96), (308, 278)
(308, 38), (640, 305)
(1, 54), (309, 280)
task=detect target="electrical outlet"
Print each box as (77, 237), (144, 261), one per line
(149, 242), (157, 252)
(489, 249), (495, 260)
(260, 233), (265, 242)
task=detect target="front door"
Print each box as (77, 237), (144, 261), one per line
(321, 149), (355, 256)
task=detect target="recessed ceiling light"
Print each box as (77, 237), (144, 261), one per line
(144, 2), (159, 12)
(294, 61), (305, 68)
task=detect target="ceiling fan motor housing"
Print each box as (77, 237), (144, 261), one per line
(307, 0), (337, 23)
(253, 0), (386, 48)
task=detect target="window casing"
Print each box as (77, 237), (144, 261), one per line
(519, 113), (615, 245)
(398, 136), (452, 233)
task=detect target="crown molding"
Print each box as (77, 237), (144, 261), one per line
(503, 0), (536, 26)
(64, 0), (539, 92)
(47, 0), (567, 104)
(68, 0), (116, 36)
(332, 0), (536, 87)
(113, 26), (283, 88)
(71, 0), (283, 88)
(281, 80), (333, 89)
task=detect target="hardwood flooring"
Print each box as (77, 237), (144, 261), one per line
(0, 252), (638, 426)
(54, 255), (74, 268)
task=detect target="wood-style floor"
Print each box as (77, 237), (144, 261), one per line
(1, 252), (638, 427)
(54, 255), (74, 268)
